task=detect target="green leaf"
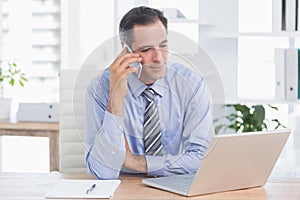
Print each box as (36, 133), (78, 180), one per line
(214, 125), (224, 135)
(228, 124), (237, 131)
(267, 104), (278, 111)
(14, 69), (21, 75)
(225, 114), (239, 121)
(262, 123), (268, 130)
(21, 77), (28, 81)
(252, 105), (265, 126)
(9, 78), (15, 86)
(272, 119), (287, 129)
(234, 104), (250, 114)
(19, 80), (24, 87)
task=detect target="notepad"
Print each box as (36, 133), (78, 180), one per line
(45, 179), (121, 199)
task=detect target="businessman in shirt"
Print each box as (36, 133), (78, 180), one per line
(85, 6), (214, 179)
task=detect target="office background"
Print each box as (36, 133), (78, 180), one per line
(0, 0), (299, 176)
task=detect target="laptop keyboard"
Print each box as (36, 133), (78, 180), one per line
(149, 173), (195, 192)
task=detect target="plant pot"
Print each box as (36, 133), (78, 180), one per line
(0, 98), (12, 120)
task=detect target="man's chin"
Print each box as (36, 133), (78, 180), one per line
(151, 72), (166, 82)
(140, 73), (165, 85)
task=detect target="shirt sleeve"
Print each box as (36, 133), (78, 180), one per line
(85, 73), (126, 180)
(145, 77), (214, 177)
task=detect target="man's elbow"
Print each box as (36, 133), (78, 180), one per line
(86, 159), (120, 180)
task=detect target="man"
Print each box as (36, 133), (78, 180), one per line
(85, 6), (214, 179)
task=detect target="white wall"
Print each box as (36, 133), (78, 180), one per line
(61, 0), (114, 69)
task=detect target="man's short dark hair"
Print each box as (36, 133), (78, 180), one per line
(119, 6), (168, 42)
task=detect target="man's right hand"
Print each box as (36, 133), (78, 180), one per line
(107, 48), (142, 116)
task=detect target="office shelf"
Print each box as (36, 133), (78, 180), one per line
(32, 7), (61, 15)
(225, 98), (300, 105)
(169, 18), (212, 26)
(32, 43), (60, 47)
(209, 31), (300, 38)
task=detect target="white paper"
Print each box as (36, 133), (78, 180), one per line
(45, 179), (121, 199)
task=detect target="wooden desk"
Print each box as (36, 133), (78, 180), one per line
(0, 172), (299, 199)
(0, 122), (59, 171)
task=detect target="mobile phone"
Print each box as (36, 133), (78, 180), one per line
(124, 43), (142, 79)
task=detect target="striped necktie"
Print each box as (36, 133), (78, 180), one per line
(143, 88), (162, 156)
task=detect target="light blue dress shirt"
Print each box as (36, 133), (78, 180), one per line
(85, 61), (214, 179)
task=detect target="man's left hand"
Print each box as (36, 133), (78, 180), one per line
(123, 136), (147, 173)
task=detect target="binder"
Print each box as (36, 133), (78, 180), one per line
(286, 0), (297, 31)
(272, 0), (283, 31)
(17, 103), (59, 122)
(298, 49), (300, 99)
(285, 48), (298, 100)
(274, 48), (286, 99)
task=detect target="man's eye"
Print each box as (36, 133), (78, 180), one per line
(140, 48), (151, 52)
(160, 44), (168, 48)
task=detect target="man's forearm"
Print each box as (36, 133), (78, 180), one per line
(123, 151), (147, 173)
(123, 137), (147, 173)
(107, 96), (124, 116)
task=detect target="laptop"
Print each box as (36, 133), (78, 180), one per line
(142, 129), (291, 196)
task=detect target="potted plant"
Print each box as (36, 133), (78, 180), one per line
(214, 104), (286, 134)
(0, 60), (27, 120)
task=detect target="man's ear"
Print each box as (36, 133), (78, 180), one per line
(121, 40), (125, 48)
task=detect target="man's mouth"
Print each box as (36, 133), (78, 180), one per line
(143, 63), (164, 69)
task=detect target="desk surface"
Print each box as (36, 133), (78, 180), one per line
(0, 172), (300, 199)
(0, 121), (59, 131)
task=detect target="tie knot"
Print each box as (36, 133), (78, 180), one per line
(143, 88), (155, 102)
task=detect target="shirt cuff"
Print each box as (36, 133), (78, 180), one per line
(103, 111), (125, 134)
(145, 155), (164, 177)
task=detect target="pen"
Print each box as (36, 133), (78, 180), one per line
(86, 183), (96, 194)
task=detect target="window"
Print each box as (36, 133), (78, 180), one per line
(1, 0), (60, 103)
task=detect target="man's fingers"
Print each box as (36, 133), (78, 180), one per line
(112, 65), (138, 80)
(118, 57), (142, 70)
(125, 66), (139, 77)
(112, 50), (140, 70)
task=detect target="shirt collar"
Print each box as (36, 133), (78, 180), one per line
(128, 74), (146, 99)
(150, 78), (165, 97)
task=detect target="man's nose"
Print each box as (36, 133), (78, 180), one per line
(152, 48), (164, 62)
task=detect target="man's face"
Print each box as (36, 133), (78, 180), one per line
(130, 20), (168, 85)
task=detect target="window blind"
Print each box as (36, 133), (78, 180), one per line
(1, 0), (61, 102)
